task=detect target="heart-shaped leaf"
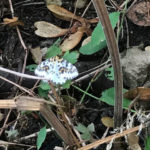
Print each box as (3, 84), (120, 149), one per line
(34, 21), (68, 38)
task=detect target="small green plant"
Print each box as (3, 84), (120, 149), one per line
(75, 123), (95, 141)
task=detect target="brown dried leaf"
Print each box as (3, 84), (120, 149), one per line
(47, 5), (80, 21)
(101, 117), (114, 128)
(127, 132), (141, 150)
(3, 17), (18, 24)
(30, 46), (42, 64)
(60, 30), (84, 52)
(124, 87), (150, 101)
(34, 21), (68, 38)
(127, 1), (150, 26)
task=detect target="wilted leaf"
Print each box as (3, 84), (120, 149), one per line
(46, 0), (62, 6)
(47, 5), (80, 21)
(34, 21), (68, 38)
(127, 132), (141, 150)
(74, 0), (87, 9)
(60, 30), (84, 52)
(30, 46), (42, 64)
(81, 36), (91, 46)
(145, 46), (150, 51)
(101, 117), (114, 128)
(3, 17), (18, 24)
(127, 1), (150, 26)
(124, 87), (150, 101)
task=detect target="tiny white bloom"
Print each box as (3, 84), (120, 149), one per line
(34, 56), (78, 84)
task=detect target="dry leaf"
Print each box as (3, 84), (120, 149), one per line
(82, 36), (91, 46)
(127, 1), (150, 26)
(127, 132), (141, 150)
(46, 0), (62, 6)
(60, 30), (84, 52)
(30, 46), (42, 64)
(3, 17), (18, 24)
(34, 21), (68, 38)
(74, 0), (87, 9)
(101, 117), (114, 128)
(145, 46), (150, 51)
(124, 87), (150, 101)
(47, 5), (80, 21)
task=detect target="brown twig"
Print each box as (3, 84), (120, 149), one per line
(78, 125), (145, 150)
(48, 81), (81, 148)
(0, 75), (34, 96)
(8, 0), (28, 84)
(92, 0), (123, 128)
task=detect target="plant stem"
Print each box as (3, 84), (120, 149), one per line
(92, 0), (123, 128)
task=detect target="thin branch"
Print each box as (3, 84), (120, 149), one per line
(78, 125), (145, 150)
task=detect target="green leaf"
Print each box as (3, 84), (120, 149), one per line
(75, 123), (93, 141)
(5, 129), (19, 138)
(26, 64), (37, 71)
(62, 80), (71, 89)
(145, 135), (150, 150)
(81, 132), (91, 141)
(46, 39), (62, 58)
(63, 51), (79, 64)
(87, 123), (95, 132)
(105, 67), (114, 81)
(80, 12), (120, 55)
(38, 88), (49, 99)
(39, 81), (50, 91)
(75, 123), (88, 133)
(37, 126), (47, 150)
(100, 87), (131, 109)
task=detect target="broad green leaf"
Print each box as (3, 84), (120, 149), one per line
(26, 64), (37, 71)
(81, 132), (91, 141)
(100, 87), (131, 109)
(38, 88), (49, 99)
(39, 81), (50, 91)
(63, 51), (79, 64)
(37, 126), (47, 150)
(145, 135), (150, 150)
(80, 12), (120, 55)
(75, 123), (91, 141)
(46, 39), (62, 58)
(105, 67), (114, 81)
(62, 80), (71, 89)
(87, 123), (95, 132)
(75, 123), (88, 133)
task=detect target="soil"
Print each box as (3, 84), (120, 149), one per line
(0, 0), (150, 150)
